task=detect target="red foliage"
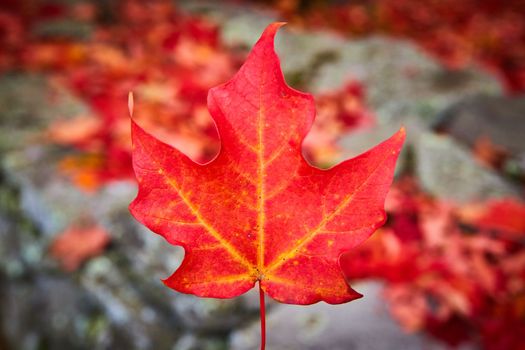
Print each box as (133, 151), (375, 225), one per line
(47, 1), (238, 189)
(50, 223), (111, 271)
(129, 23), (405, 304)
(341, 177), (525, 348)
(460, 198), (525, 237)
(2, 0), (374, 190)
(472, 136), (509, 170)
(0, 0), (238, 189)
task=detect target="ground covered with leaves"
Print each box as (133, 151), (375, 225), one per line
(1, 1), (524, 349)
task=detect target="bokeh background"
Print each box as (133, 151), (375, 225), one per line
(1, 1), (525, 349)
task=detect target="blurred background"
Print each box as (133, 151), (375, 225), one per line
(1, 0), (524, 349)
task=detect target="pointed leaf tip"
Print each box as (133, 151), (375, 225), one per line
(396, 126), (407, 145)
(259, 22), (286, 45)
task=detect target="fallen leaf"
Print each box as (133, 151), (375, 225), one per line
(459, 198), (525, 236)
(50, 223), (111, 271)
(129, 23), (405, 304)
(47, 114), (102, 145)
(472, 136), (508, 169)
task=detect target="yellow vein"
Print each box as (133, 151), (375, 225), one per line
(265, 163), (300, 200)
(261, 274), (294, 285)
(228, 160), (258, 186)
(256, 80), (266, 273)
(182, 274), (253, 286)
(163, 174), (254, 271)
(264, 275), (350, 297)
(192, 243), (225, 251)
(263, 141), (288, 167)
(137, 137), (254, 272)
(235, 133), (260, 153)
(317, 229), (361, 235)
(264, 152), (394, 273)
(147, 214), (203, 226)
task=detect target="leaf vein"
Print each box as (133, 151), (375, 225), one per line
(264, 152), (393, 273)
(135, 136), (254, 272)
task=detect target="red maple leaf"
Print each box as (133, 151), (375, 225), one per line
(50, 223), (111, 271)
(129, 23), (405, 305)
(476, 198), (525, 236)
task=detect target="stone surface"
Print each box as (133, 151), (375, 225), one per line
(309, 38), (501, 126)
(0, 75), (258, 350)
(0, 74), (88, 152)
(434, 94), (525, 161)
(0, 274), (102, 350)
(414, 132), (521, 202)
(229, 282), (473, 350)
(339, 123), (521, 203)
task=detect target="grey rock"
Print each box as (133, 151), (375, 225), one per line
(338, 108), (521, 204)
(0, 74), (259, 349)
(0, 274), (104, 350)
(310, 37), (501, 127)
(336, 120), (425, 174)
(171, 289), (260, 332)
(0, 74), (89, 152)
(0, 143), (260, 349)
(414, 132), (521, 202)
(173, 333), (228, 350)
(33, 19), (93, 40)
(79, 256), (182, 350)
(434, 94), (525, 157)
(229, 282), (464, 350)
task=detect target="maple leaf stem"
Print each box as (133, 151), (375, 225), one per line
(259, 281), (266, 350)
